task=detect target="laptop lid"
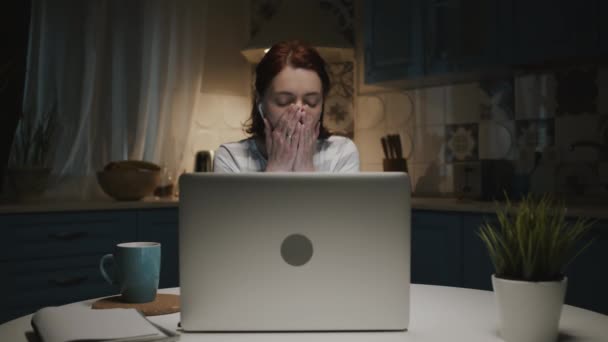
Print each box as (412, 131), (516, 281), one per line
(179, 173), (411, 332)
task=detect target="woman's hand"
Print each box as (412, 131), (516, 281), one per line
(293, 107), (319, 172)
(264, 105), (303, 172)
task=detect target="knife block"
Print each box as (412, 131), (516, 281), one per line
(383, 158), (408, 172)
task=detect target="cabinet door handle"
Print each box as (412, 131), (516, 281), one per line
(48, 231), (89, 240)
(49, 275), (89, 287)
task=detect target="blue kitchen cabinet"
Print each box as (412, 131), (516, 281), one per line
(423, 0), (501, 75)
(600, 1), (608, 54)
(363, 0), (604, 85)
(0, 211), (137, 262)
(0, 207), (181, 324)
(363, 0), (424, 83)
(0, 210), (137, 323)
(411, 210), (462, 287)
(416, 210), (608, 315)
(0, 255), (118, 323)
(462, 213), (497, 291)
(563, 220), (608, 315)
(136, 208), (179, 289)
(510, 0), (599, 65)
(363, 0), (505, 84)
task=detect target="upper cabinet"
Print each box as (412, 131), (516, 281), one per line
(423, 0), (502, 74)
(362, 0), (604, 86)
(363, 0), (424, 83)
(511, 0), (599, 65)
(599, 1), (608, 55)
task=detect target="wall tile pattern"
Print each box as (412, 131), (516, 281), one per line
(356, 67), (608, 199)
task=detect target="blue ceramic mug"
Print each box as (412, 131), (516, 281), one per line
(99, 242), (161, 303)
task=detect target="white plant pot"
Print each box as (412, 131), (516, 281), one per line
(492, 274), (567, 342)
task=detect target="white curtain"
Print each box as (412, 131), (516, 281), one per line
(19, 0), (207, 199)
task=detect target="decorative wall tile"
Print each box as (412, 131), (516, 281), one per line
(446, 83), (481, 124)
(452, 161), (482, 198)
(515, 119), (555, 151)
(412, 125), (445, 164)
(414, 86), (446, 126)
(355, 96), (385, 129)
(411, 163), (453, 195)
(445, 124), (478, 162)
(555, 67), (598, 116)
(479, 79), (514, 121)
(383, 92), (414, 128)
(514, 73), (556, 119)
(478, 121), (516, 160)
(513, 145), (537, 175)
(354, 127), (385, 164)
(555, 114), (603, 162)
(541, 145), (559, 164)
(396, 125), (415, 160)
(555, 162), (596, 195)
(325, 62), (354, 137)
(529, 162), (556, 195)
(325, 95), (354, 137)
(440, 164), (454, 193)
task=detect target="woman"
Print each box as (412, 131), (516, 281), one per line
(213, 40), (359, 173)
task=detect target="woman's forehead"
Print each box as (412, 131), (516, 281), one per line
(269, 65), (322, 95)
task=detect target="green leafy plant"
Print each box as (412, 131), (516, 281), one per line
(478, 194), (595, 282)
(11, 105), (57, 168)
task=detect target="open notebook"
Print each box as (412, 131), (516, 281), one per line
(31, 305), (178, 342)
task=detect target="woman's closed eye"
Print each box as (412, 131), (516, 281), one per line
(273, 94), (321, 107)
(274, 94), (295, 106)
(304, 95), (321, 108)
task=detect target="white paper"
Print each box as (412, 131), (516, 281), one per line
(31, 305), (177, 342)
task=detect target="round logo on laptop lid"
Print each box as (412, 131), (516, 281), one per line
(281, 234), (313, 266)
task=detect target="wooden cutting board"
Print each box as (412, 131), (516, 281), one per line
(91, 294), (180, 316)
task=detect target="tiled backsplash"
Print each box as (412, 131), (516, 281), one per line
(355, 66), (608, 199)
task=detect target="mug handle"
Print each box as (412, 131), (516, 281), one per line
(99, 254), (116, 285)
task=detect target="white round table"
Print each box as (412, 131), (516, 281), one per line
(1, 285), (606, 342)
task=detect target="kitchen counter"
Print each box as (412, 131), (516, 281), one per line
(0, 196), (605, 219)
(411, 197), (608, 219)
(0, 197), (178, 214)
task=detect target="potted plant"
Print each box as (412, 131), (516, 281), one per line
(7, 107), (57, 201)
(478, 194), (595, 342)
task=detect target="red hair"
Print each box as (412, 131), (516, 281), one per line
(245, 40), (331, 139)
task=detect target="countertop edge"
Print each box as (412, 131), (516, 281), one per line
(0, 197), (606, 219)
(0, 198), (179, 214)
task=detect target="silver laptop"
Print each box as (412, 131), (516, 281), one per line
(178, 173), (411, 332)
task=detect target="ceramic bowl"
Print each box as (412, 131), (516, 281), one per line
(97, 161), (161, 201)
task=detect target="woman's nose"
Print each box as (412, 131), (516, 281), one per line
(295, 102), (308, 112)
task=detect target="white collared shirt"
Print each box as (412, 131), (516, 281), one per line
(213, 136), (360, 173)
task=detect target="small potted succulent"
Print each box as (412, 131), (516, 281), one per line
(7, 107), (57, 201)
(478, 194), (595, 342)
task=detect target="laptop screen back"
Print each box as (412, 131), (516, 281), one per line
(179, 173), (411, 332)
